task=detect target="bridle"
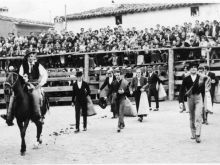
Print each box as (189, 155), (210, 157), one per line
(3, 72), (19, 89)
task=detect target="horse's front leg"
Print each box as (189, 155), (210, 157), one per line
(17, 119), (29, 156)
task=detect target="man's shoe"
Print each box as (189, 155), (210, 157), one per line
(138, 117), (143, 122)
(153, 108), (159, 111)
(196, 135), (201, 143)
(74, 129), (80, 133)
(179, 109), (186, 113)
(207, 110), (213, 114)
(121, 123), (125, 129)
(83, 128), (87, 131)
(117, 128), (121, 132)
(1, 114), (7, 120)
(190, 136), (196, 139)
(149, 107), (152, 111)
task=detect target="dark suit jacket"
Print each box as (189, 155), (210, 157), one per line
(208, 71), (219, 86)
(147, 72), (160, 88)
(129, 76), (147, 92)
(208, 71), (219, 95)
(100, 76), (116, 92)
(72, 81), (91, 104)
(179, 74), (205, 103)
(110, 78), (129, 101)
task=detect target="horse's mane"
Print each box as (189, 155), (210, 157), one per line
(18, 74), (26, 86)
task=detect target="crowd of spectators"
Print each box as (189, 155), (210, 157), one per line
(1, 19), (220, 58)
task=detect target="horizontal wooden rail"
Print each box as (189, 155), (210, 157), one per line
(0, 77), (97, 83)
(1, 46), (220, 60)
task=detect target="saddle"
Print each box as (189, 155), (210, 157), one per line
(23, 82), (49, 111)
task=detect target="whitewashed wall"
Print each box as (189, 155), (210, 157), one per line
(55, 4), (220, 32)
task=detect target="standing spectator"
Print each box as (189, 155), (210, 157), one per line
(199, 36), (209, 59)
(72, 71), (91, 133)
(147, 65), (161, 111)
(210, 20), (220, 39)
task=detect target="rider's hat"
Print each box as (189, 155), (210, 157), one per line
(25, 50), (37, 59)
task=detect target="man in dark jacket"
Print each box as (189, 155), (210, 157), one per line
(98, 69), (116, 118)
(204, 65), (219, 108)
(147, 66), (160, 111)
(72, 71), (91, 133)
(110, 70), (129, 132)
(179, 62), (205, 143)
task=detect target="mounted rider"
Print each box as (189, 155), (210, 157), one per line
(3, 51), (48, 126)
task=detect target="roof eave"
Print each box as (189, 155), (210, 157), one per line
(65, 3), (211, 21)
(15, 22), (53, 27)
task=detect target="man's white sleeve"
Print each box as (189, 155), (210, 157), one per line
(19, 65), (24, 77)
(39, 64), (48, 86)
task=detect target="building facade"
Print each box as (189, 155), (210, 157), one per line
(55, 3), (220, 32)
(0, 15), (53, 37)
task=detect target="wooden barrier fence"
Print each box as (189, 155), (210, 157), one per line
(0, 46), (220, 106)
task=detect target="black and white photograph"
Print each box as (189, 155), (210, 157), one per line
(0, 0), (220, 163)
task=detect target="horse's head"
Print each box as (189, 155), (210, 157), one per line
(4, 72), (25, 92)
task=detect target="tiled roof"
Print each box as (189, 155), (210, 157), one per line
(60, 3), (209, 20)
(0, 14), (53, 27)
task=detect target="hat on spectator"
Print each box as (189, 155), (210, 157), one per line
(166, 28), (171, 32)
(76, 71), (83, 77)
(204, 65), (210, 70)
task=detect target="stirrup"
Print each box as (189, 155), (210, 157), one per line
(38, 118), (44, 125)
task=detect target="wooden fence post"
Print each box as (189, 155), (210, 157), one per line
(168, 48), (174, 101)
(207, 49), (210, 67)
(84, 54), (89, 82)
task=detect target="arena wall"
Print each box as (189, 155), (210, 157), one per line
(15, 24), (50, 36)
(0, 19), (16, 37)
(55, 3), (220, 32)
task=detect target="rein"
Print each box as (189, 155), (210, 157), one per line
(4, 72), (19, 89)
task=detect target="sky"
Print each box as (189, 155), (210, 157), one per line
(0, 0), (218, 23)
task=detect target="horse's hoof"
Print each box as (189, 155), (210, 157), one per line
(38, 139), (42, 144)
(33, 142), (39, 149)
(20, 151), (25, 156)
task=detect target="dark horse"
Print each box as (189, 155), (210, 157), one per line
(4, 72), (48, 156)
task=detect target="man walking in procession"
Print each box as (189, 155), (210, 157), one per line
(179, 62), (206, 143)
